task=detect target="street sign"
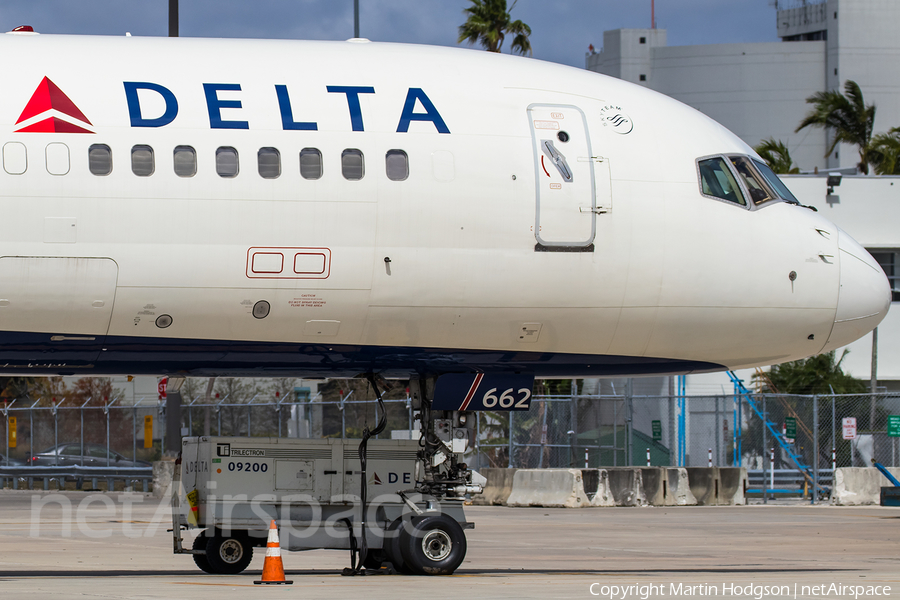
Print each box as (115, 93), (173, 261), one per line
(888, 415), (900, 437)
(784, 417), (797, 440)
(8, 416), (15, 448)
(842, 417), (857, 440)
(652, 420), (662, 441)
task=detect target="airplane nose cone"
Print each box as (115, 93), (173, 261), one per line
(822, 229), (891, 353)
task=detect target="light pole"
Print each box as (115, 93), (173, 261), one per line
(169, 0), (178, 37)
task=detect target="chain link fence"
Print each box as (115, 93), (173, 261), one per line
(3, 387), (900, 476)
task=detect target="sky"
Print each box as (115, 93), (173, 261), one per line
(0, 1), (781, 68)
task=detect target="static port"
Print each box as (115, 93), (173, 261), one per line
(253, 300), (271, 319)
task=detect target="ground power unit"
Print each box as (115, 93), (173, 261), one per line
(173, 435), (479, 576)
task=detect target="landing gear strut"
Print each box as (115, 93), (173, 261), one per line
(408, 377), (483, 501)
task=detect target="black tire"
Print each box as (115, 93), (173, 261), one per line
(192, 531), (214, 574)
(383, 517), (414, 574)
(205, 531), (254, 575)
(362, 549), (388, 570)
(398, 514), (466, 576)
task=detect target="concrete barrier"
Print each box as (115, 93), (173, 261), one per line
(664, 468), (697, 506)
(718, 467), (747, 506)
(685, 467), (747, 506)
(583, 469), (615, 507)
(685, 467), (717, 505)
(605, 468), (646, 506)
(639, 468), (664, 505)
(832, 467), (900, 506)
(500, 466), (745, 509)
(471, 468), (518, 506)
(506, 469), (591, 508)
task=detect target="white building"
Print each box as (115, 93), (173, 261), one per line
(586, 0), (900, 391)
(586, 0), (900, 174)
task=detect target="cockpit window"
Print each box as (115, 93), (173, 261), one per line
(752, 159), (799, 204)
(730, 156), (775, 205)
(698, 157), (746, 206)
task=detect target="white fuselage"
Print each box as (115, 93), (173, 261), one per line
(0, 32), (889, 377)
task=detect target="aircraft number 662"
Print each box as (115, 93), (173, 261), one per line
(482, 387), (531, 409)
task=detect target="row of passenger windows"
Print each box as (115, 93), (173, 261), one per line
(90, 144), (409, 181)
(3, 141), (410, 182)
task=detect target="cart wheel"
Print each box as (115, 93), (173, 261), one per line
(398, 514), (466, 575)
(192, 531), (214, 574)
(383, 517), (414, 574)
(205, 531), (254, 575)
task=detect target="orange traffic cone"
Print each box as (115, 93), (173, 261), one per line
(254, 520), (293, 585)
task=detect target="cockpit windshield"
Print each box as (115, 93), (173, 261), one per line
(752, 159), (800, 204)
(698, 157), (746, 206)
(730, 156), (775, 205)
(697, 154), (800, 209)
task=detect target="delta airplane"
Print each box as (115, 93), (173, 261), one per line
(0, 28), (889, 388)
(1, 26), (892, 578)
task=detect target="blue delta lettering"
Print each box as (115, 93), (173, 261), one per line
(123, 82), (449, 134)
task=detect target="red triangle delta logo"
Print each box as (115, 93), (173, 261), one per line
(14, 77), (94, 134)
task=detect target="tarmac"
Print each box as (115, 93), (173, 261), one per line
(0, 490), (898, 599)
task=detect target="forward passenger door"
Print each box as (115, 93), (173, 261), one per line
(528, 104), (610, 251)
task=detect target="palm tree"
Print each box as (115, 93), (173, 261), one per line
(457, 0), (532, 56)
(870, 127), (900, 175)
(795, 80), (876, 174)
(754, 350), (865, 395)
(753, 138), (800, 174)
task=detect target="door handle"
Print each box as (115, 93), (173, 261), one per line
(541, 140), (573, 182)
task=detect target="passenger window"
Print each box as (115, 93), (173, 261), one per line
(299, 148), (322, 180)
(752, 159), (799, 204)
(46, 143), (70, 176)
(131, 145), (154, 176)
(698, 157), (746, 206)
(89, 144), (112, 176)
(385, 149), (409, 181)
(3, 142), (26, 175)
(216, 146), (239, 178)
(730, 156), (774, 205)
(341, 149), (364, 180)
(258, 147), (281, 179)
(174, 146), (197, 177)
